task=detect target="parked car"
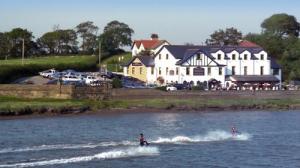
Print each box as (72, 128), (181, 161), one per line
(85, 76), (99, 85)
(166, 85), (177, 91)
(39, 69), (56, 78)
(62, 75), (82, 82)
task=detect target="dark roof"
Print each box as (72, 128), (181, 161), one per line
(155, 45), (270, 66)
(230, 75), (279, 82)
(270, 58), (281, 69)
(159, 45), (204, 59)
(123, 55), (154, 67)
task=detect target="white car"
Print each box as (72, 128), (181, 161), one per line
(39, 69), (56, 78)
(166, 85), (177, 91)
(62, 75), (82, 82)
(85, 76), (99, 85)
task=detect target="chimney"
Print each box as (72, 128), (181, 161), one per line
(151, 33), (159, 40)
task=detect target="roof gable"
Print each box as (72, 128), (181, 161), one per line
(132, 40), (168, 50)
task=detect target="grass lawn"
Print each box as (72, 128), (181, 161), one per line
(102, 52), (132, 72)
(0, 55), (97, 66)
(1, 95), (299, 115)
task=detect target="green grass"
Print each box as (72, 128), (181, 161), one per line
(0, 55), (97, 66)
(1, 96), (300, 115)
(102, 52), (132, 72)
(0, 56), (98, 83)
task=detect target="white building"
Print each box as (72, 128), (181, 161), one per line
(131, 36), (170, 57)
(124, 41), (282, 90)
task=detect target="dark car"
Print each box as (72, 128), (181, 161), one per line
(173, 83), (191, 90)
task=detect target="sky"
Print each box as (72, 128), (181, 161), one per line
(1, 0), (300, 45)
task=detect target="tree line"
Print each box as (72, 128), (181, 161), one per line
(0, 20), (134, 59)
(206, 13), (300, 81)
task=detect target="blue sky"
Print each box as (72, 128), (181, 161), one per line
(1, 0), (300, 44)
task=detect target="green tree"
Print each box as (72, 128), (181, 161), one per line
(261, 13), (300, 38)
(100, 20), (134, 53)
(0, 32), (10, 59)
(76, 21), (98, 54)
(7, 28), (34, 57)
(206, 27), (242, 45)
(39, 29), (78, 55)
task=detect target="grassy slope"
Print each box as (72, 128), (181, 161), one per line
(102, 52), (132, 72)
(1, 96), (300, 114)
(0, 55), (97, 66)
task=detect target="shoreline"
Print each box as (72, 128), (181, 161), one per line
(1, 104), (299, 120)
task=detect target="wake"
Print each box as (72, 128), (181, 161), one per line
(151, 130), (251, 144)
(0, 147), (159, 168)
(0, 141), (136, 154)
(0, 130), (251, 155)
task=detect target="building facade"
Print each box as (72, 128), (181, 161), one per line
(124, 41), (282, 90)
(131, 37), (170, 57)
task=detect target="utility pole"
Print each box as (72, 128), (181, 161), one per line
(22, 38), (25, 65)
(98, 40), (102, 72)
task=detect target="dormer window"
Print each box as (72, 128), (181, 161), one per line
(244, 54), (248, 60)
(260, 54), (264, 60)
(217, 54), (221, 60)
(232, 54), (236, 60)
(196, 54), (202, 60)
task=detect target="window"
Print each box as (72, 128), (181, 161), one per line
(176, 67), (179, 75)
(132, 67), (135, 74)
(273, 69), (279, 75)
(159, 67), (161, 75)
(208, 67), (211, 76)
(151, 67), (154, 75)
(244, 54), (248, 60)
(193, 67), (205, 76)
(169, 70), (175, 76)
(232, 66), (236, 75)
(217, 54), (221, 60)
(260, 54), (264, 60)
(166, 67), (169, 75)
(219, 67), (222, 75)
(186, 67), (190, 75)
(196, 54), (202, 60)
(139, 67), (142, 74)
(244, 66), (247, 75)
(232, 54), (236, 60)
(159, 54), (162, 60)
(166, 54), (169, 60)
(260, 66), (264, 75)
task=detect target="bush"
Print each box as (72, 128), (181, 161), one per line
(192, 85), (205, 91)
(155, 86), (167, 91)
(112, 78), (122, 88)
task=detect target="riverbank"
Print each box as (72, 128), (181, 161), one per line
(1, 95), (300, 119)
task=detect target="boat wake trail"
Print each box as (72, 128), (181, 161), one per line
(151, 130), (251, 144)
(0, 147), (159, 168)
(0, 141), (136, 154)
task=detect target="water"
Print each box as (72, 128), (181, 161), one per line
(0, 111), (299, 168)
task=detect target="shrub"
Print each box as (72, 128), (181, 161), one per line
(155, 86), (167, 91)
(112, 78), (123, 88)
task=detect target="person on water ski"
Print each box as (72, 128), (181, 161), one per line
(139, 133), (149, 146)
(231, 126), (238, 136)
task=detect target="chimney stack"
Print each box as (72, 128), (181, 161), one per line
(151, 33), (159, 40)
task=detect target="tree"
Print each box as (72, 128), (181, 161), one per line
(75, 21), (98, 54)
(100, 20), (134, 53)
(7, 28), (34, 57)
(206, 27), (242, 45)
(0, 32), (10, 59)
(261, 13), (300, 38)
(39, 29), (78, 55)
